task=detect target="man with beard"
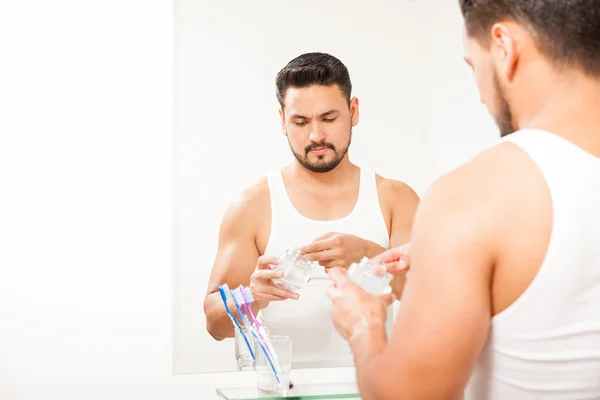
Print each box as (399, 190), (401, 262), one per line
(204, 52), (419, 367)
(327, 1), (600, 399)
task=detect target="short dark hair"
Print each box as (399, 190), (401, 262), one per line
(459, 0), (600, 77)
(275, 52), (352, 108)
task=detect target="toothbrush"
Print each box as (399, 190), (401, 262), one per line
(239, 286), (282, 377)
(238, 287), (275, 354)
(218, 284), (255, 360)
(228, 287), (256, 333)
(239, 286), (262, 329)
(240, 287), (276, 355)
(229, 287), (281, 383)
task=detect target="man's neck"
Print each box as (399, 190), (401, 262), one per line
(513, 69), (600, 154)
(288, 156), (359, 189)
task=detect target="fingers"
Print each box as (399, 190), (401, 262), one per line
(383, 260), (407, 274)
(300, 237), (336, 255)
(254, 293), (293, 302)
(322, 260), (345, 271)
(325, 285), (342, 300)
(379, 292), (396, 306)
(252, 269), (284, 281)
(257, 256), (281, 269)
(370, 262), (388, 277)
(251, 282), (299, 300)
(395, 254), (410, 272)
(311, 232), (336, 242)
(370, 248), (402, 265)
(327, 267), (351, 288)
(304, 248), (340, 263)
(371, 243), (412, 272)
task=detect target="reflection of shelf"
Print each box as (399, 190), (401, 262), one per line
(216, 382), (360, 400)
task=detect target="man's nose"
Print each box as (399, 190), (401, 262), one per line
(309, 121), (326, 143)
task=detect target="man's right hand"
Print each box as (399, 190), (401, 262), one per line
(249, 256), (299, 310)
(370, 242), (412, 274)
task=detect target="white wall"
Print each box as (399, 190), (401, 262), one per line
(425, 2), (499, 177)
(0, 0), (500, 399)
(174, 0), (433, 373)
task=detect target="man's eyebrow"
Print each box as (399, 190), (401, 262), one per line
(320, 109), (339, 118)
(290, 109), (340, 119)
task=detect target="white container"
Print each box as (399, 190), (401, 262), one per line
(271, 248), (311, 293)
(347, 257), (393, 295)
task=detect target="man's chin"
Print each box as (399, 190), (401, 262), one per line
(305, 161), (339, 173)
(310, 165), (337, 173)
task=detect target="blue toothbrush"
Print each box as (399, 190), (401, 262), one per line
(229, 286), (281, 383)
(218, 284), (255, 360)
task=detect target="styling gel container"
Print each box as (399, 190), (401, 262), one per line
(271, 248), (312, 293)
(347, 256), (393, 295)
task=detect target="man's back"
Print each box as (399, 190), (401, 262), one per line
(466, 129), (600, 399)
(336, 128), (600, 400)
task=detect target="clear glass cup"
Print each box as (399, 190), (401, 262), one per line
(254, 335), (292, 396)
(347, 256), (393, 295)
(234, 326), (255, 371)
(271, 248), (312, 293)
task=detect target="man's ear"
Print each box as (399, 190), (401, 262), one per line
(350, 97), (360, 127)
(279, 108), (287, 136)
(490, 22), (520, 82)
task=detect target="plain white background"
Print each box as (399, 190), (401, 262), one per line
(0, 0), (497, 398)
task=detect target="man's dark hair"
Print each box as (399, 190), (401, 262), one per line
(275, 52), (352, 108)
(459, 0), (600, 77)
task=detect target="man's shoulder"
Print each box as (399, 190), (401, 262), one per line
(423, 140), (542, 233)
(220, 177), (269, 227)
(435, 140), (533, 197)
(375, 174), (420, 203)
(233, 177), (270, 216)
(218, 176), (273, 246)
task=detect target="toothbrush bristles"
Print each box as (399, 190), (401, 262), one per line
(231, 288), (245, 305)
(242, 287), (254, 303)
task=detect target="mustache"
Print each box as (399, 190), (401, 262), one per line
(305, 142), (335, 155)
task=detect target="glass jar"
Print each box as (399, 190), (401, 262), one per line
(271, 248), (312, 293)
(347, 256), (393, 295)
(234, 325), (254, 371)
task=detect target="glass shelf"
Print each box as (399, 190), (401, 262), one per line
(216, 382), (360, 400)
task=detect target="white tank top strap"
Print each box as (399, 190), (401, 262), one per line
(266, 169), (293, 217)
(355, 169), (390, 248)
(359, 169), (378, 208)
(266, 169), (283, 205)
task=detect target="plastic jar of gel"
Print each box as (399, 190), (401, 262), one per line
(347, 256), (393, 295)
(271, 248), (312, 293)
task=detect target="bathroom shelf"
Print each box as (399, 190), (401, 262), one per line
(216, 382), (360, 400)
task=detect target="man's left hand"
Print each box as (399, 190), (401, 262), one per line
(326, 267), (396, 343)
(300, 232), (373, 270)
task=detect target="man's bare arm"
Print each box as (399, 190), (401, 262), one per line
(203, 192), (262, 340)
(352, 159), (504, 400)
(385, 180), (420, 299)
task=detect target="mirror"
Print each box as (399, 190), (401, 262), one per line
(174, 0), (497, 374)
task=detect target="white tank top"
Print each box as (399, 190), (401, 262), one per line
(259, 167), (393, 368)
(466, 129), (600, 399)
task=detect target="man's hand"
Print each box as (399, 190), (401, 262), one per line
(249, 256), (299, 309)
(300, 232), (383, 270)
(326, 267), (396, 343)
(371, 242), (412, 274)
